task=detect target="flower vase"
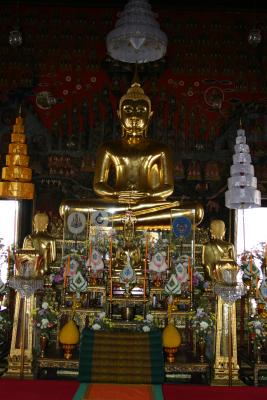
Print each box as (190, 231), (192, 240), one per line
(198, 337), (206, 363)
(40, 334), (48, 358)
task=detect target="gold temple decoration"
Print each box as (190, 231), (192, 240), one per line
(59, 319), (80, 360)
(0, 108), (34, 199)
(163, 305), (182, 363)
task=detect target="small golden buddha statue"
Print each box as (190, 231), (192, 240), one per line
(60, 79), (203, 228)
(202, 219), (239, 285)
(114, 211), (142, 277)
(23, 212), (56, 275)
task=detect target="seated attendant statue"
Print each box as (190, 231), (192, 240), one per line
(202, 219), (239, 286)
(23, 212), (57, 275)
(60, 79), (203, 228)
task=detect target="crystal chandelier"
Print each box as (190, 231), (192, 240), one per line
(225, 124), (261, 209)
(106, 0), (167, 63)
(214, 282), (246, 304)
(9, 1), (23, 47)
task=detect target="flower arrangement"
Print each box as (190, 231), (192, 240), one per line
(32, 301), (58, 338)
(238, 250), (260, 278)
(247, 317), (266, 344)
(88, 312), (113, 331)
(52, 252), (88, 287)
(0, 309), (12, 343)
(134, 313), (157, 332)
(190, 307), (215, 338)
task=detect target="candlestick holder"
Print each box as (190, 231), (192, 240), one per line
(189, 290), (194, 311)
(249, 278), (256, 299)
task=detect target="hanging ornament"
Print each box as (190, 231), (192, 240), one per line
(106, 0), (167, 63)
(225, 124), (261, 209)
(248, 28), (262, 47)
(9, 28), (23, 47)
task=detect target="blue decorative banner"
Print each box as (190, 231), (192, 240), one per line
(172, 216), (192, 239)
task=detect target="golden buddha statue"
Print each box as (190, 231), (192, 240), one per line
(60, 79), (203, 228)
(23, 212), (56, 275)
(202, 219), (241, 385)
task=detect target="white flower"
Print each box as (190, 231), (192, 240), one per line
(98, 312), (106, 319)
(200, 321), (209, 331)
(255, 328), (262, 336)
(42, 302), (49, 310)
(142, 325), (150, 332)
(92, 323), (101, 331)
(196, 308), (204, 317)
(41, 318), (49, 328)
(146, 314), (153, 323)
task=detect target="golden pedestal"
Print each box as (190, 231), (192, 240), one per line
(5, 293), (35, 379)
(212, 297), (244, 386)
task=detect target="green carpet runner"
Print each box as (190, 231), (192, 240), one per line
(78, 329), (165, 384)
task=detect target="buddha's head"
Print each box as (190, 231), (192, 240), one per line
(33, 212), (49, 233)
(118, 82), (153, 141)
(209, 219), (226, 240)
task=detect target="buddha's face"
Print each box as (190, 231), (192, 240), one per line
(210, 220), (225, 240)
(34, 213), (49, 232)
(119, 99), (153, 138)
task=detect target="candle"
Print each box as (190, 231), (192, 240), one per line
(89, 242), (92, 259)
(250, 254), (253, 274)
(63, 269), (67, 289)
(67, 255), (70, 275)
(167, 245), (170, 268)
(256, 277), (259, 299)
(188, 256), (193, 292)
(144, 235), (148, 300)
(110, 279), (113, 301)
(64, 256), (70, 288)
(7, 246), (10, 270)
(109, 235), (112, 278)
(188, 257), (191, 283)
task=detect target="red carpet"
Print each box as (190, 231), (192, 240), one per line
(0, 378), (79, 400)
(1, 379), (267, 400)
(162, 384), (267, 400)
